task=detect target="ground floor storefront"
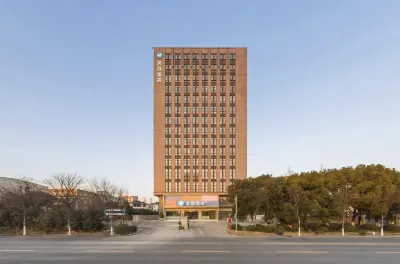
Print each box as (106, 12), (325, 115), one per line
(159, 194), (233, 221)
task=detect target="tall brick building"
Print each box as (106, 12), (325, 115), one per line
(153, 47), (247, 220)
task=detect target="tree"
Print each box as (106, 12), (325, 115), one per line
(44, 173), (85, 235)
(85, 177), (126, 235)
(369, 165), (400, 236)
(86, 177), (126, 210)
(228, 178), (262, 223)
(0, 177), (41, 235)
(285, 176), (305, 236)
(0, 177), (55, 234)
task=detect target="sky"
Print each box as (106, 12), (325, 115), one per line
(1, 0), (400, 197)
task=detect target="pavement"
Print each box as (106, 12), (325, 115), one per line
(1, 221), (400, 263)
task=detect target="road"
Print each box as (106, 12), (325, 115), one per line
(1, 221), (400, 263)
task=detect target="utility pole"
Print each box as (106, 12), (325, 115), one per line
(235, 195), (238, 234)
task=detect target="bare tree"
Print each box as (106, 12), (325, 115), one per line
(0, 176), (40, 235)
(86, 177), (126, 209)
(44, 173), (85, 235)
(85, 177), (126, 235)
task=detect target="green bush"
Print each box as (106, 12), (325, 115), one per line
(276, 224), (292, 231)
(327, 223), (341, 231)
(0, 226), (12, 234)
(360, 224), (378, 231)
(231, 224), (242, 230)
(32, 207), (67, 231)
(383, 224), (400, 232)
(316, 226), (329, 233)
(305, 223), (318, 231)
(71, 210), (104, 231)
(246, 225), (256, 231)
(114, 224), (137, 235)
(358, 230), (368, 236)
(257, 225), (276, 233)
(246, 225), (276, 233)
(344, 223), (357, 232)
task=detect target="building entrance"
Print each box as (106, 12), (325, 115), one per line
(184, 211), (199, 220)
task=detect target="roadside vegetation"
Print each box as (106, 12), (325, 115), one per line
(0, 173), (156, 235)
(228, 164), (400, 236)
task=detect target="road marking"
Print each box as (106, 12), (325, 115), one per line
(276, 251), (329, 254)
(70, 241), (148, 245)
(199, 229), (204, 237)
(261, 242), (398, 246)
(182, 250), (230, 253)
(180, 242), (223, 245)
(84, 250), (134, 253)
(376, 252), (400, 254)
(0, 250), (35, 252)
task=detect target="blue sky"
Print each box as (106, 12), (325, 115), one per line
(1, 0), (399, 197)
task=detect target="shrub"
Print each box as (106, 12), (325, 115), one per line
(276, 224), (292, 231)
(0, 227), (12, 234)
(344, 223), (357, 232)
(316, 226), (329, 233)
(383, 224), (400, 232)
(360, 224), (378, 231)
(71, 210), (104, 231)
(114, 224), (137, 235)
(246, 225), (276, 233)
(358, 230), (368, 236)
(256, 225), (276, 233)
(246, 225), (256, 231)
(231, 224), (242, 230)
(305, 223), (318, 231)
(327, 223), (341, 231)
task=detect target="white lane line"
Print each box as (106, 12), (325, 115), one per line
(277, 251), (329, 254)
(262, 242), (398, 246)
(0, 250), (35, 252)
(180, 242), (223, 244)
(183, 250), (230, 253)
(70, 241), (148, 245)
(84, 250), (134, 253)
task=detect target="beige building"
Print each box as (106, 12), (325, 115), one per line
(153, 47), (247, 220)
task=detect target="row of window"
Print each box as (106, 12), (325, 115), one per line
(165, 75), (236, 82)
(165, 181), (229, 193)
(165, 126), (236, 135)
(166, 86), (236, 93)
(166, 116), (236, 125)
(165, 168), (236, 180)
(166, 137), (236, 146)
(165, 53), (236, 60)
(165, 158), (236, 167)
(166, 148), (235, 157)
(166, 95), (235, 104)
(166, 149), (236, 156)
(167, 64), (236, 70)
(165, 106), (236, 114)
(166, 128), (235, 136)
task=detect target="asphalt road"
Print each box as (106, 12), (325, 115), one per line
(1, 222), (400, 263)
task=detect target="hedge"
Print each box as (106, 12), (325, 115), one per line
(114, 224), (137, 235)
